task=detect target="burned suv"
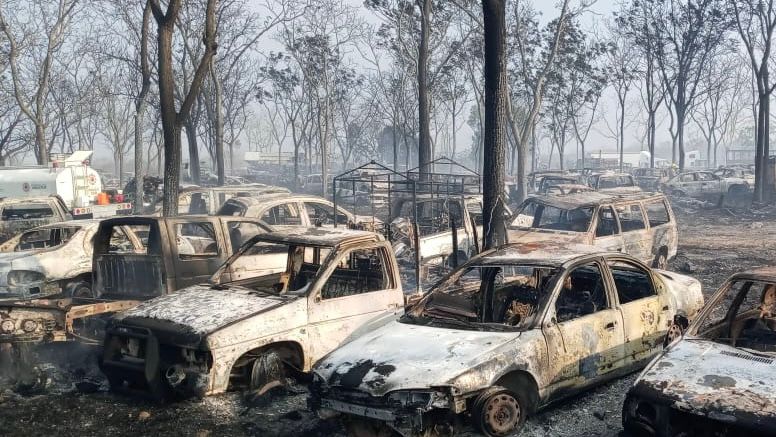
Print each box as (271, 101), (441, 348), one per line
(507, 192), (677, 269)
(101, 228), (405, 399)
(623, 268), (776, 436)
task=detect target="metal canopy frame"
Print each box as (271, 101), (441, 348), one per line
(333, 158), (483, 293)
(333, 161), (421, 291)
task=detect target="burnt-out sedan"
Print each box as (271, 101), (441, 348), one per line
(623, 268), (776, 436)
(310, 243), (704, 436)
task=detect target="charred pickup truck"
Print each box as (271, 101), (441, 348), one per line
(623, 268), (776, 436)
(0, 216), (275, 346)
(100, 227), (405, 399)
(508, 192), (678, 269)
(311, 243), (704, 436)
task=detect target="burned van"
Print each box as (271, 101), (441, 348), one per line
(507, 192), (677, 269)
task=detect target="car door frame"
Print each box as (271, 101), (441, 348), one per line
(166, 217), (228, 289)
(305, 241), (403, 361)
(613, 201), (652, 264)
(541, 257), (626, 399)
(591, 204), (624, 253)
(602, 255), (669, 369)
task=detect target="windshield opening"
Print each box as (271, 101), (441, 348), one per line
(695, 279), (776, 355)
(220, 239), (332, 296)
(14, 226), (80, 251)
(511, 200), (593, 232)
(404, 264), (560, 331)
(2, 204), (55, 220)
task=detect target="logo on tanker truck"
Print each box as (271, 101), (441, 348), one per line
(22, 182), (47, 192)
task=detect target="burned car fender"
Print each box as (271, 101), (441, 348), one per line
(654, 271), (704, 320)
(206, 326), (310, 394)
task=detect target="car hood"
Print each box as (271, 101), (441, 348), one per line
(115, 284), (296, 337)
(315, 320), (520, 396)
(634, 339), (776, 420)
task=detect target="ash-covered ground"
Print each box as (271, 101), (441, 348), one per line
(1, 205), (774, 437)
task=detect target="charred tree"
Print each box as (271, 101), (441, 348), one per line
(150, 0), (217, 216)
(481, 0), (507, 250)
(417, 0), (432, 178)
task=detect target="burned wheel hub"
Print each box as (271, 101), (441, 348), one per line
(481, 392), (521, 436)
(666, 323), (683, 343)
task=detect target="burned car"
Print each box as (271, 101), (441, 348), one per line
(311, 244), (704, 436)
(216, 193), (379, 230)
(100, 227), (405, 399)
(663, 170), (750, 203)
(587, 173), (642, 193)
(623, 268), (776, 436)
(0, 196), (72, 243)
(632, 168), (673, 192)
(0, 219), (143, 300)
(0, 216), (275, 347)
(507, 192), (678, 269)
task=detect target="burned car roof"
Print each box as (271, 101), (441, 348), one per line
(727, 266), (776, 282)
(526, 191), (664, 209)
(472, 242), (617, 266)
(225, 193), (337, 207)
(255, 227), (383, 247)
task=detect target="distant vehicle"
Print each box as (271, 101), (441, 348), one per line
(528, 171), (572, 194)
(301, 173), (333, 196)
(632, 167), (672, 191)
(0, 219), (143, 300)
(663, 170), (750, 202)
(100, 227), (405, 399)
(508, 191), (678, 269)
(537, 175), (582, 193)
(587, 173), (642, 193)
(311, 244), (704, 437)
(623, 268), (776, 436)
(541, 183), (594, 196)
(0, 151), (102, 209)
(713, 167), (755, 185)
(151, 184), (290, 215)
(0, 196), (72, 243)
(216, 193), (377, 229)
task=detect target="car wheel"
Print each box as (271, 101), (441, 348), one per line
(473, 386), (526, 437)
(67, 281), (94, 298)
(248, 351), (286, 398)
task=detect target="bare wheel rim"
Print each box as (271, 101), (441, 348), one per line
(72, 284), (92, 298)
(666, 323), (683, 343)
(249, 352), (285, 397)
(482, 393), (521, 436)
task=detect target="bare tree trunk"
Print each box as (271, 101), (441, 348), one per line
(150, 0), (218, 216)
(481, 0), (507, 250)
(211, 61), (225, 186)
(417, 0), (432, 177)
(134, 3), (152, 213)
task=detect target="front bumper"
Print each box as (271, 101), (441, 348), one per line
(311, 386), (462, 436)
(101, 325), (212, 399)
(623, 386), (776, 436)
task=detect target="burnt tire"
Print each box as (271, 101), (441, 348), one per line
(473, 386), (527, 437)
(66, 281), (94, 298)
(248, 351), (286, 398)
